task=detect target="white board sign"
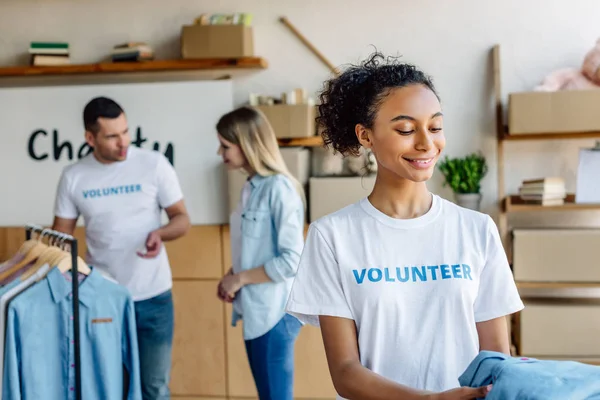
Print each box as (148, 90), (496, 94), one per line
(0, 80), (233, 226)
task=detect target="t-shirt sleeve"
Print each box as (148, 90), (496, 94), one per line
(53, 170), (79, 219)
(473, 216), (525, 322)
(286, 223), (354, 327)
(156, 155), (184, 209)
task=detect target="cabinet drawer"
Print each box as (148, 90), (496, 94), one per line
(513, 229), (600, 282)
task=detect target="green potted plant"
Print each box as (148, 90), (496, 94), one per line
(438, 152), (488, 211)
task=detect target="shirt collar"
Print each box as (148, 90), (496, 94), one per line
(47, 266), (101, 308)
(248, 174), (268, 188)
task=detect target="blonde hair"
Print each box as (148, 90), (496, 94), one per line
(217, 106), (306, 205)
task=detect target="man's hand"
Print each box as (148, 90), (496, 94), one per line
(137, 231), (162, 258)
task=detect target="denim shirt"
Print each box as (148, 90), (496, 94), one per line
(231, 173), (305, 340)
(3, 267), (142, 400)
(459, 351), (600, 399)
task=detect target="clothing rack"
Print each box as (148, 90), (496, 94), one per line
(24, 224), (81, 400)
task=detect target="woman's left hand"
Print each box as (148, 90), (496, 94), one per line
(219, 272), (245, 299)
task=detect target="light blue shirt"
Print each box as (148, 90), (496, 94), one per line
(231, 174), (305, 340)
(459, 350), (600, 399)
(3, 267), (142, 400)
(0, 264), (50, 395)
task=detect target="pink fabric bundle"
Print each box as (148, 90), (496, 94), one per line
(535, 38), (600, 91)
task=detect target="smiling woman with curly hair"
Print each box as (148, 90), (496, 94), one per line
(286, 52), (523, 400)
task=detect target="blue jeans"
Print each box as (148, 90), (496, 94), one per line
(134, 290), (174, 400)
(244, 314), (302, 400)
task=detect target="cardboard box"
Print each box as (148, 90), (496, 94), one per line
(181, 25), (254, 59)
(513, 229), (600, 282)
(508, 90), (600, 134)
(226, 148), (311, 214)
(281, 147), (311, 185)
(309, 176), (375, 222)
(521, 303), (600, 357)
(256, 105), (316, 138)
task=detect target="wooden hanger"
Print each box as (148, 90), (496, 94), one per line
(54, 234), (91, 276)
(15, 226), (44, 256)
(16, 237), (39, 257)
(0, 229), (50, 282)
(56, 255), (91, 276)
(20, 235), (63, 281)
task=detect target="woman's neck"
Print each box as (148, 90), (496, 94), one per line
(368, 172), (432, 220)
(243, 165), (256, 177)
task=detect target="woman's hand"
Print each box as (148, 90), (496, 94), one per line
(217, 267), (244, 302)
(217, 268), (235, 303)
(427, 385), (492, 400)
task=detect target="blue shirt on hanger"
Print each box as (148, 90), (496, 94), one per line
(3, 266), (142, 400)
(0, 264), (50, 395)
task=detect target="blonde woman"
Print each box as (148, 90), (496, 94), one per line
(215, 106), (305, 399)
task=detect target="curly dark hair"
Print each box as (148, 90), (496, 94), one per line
(317, 52), (438, 156)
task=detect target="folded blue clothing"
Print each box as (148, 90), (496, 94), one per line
(459, 351), (600, 400)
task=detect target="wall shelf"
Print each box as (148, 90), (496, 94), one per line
(0, 57), (268, 77)
(517, 282), (600, 290)
(504, 194), (600, 212)
(501, 129), (600, 141)
(277, 136), (324, 147)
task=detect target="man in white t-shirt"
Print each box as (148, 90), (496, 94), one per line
(52, 96), (190, 400)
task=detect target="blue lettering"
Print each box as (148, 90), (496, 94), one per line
(352, 269), (366, 284)
(452, 264), (462, 279)
(82, 184), (142, 199)
(384, 268), (395, 282)
(368, 268), (382, 282)
(396, 267), (410, 282)
(427, 265), (439, 280)
(352, 263), (472, 285)
(441, 264), (451, 279)
(462, 264), (473, 280)
(412, 266), (427, 282)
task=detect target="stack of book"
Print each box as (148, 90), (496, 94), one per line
(194, 13), (253, 25)
(518, 177), (567, 206)
(111, 42), (154, 62)
(29, 42), (70, 66)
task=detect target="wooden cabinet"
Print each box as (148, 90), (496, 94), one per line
(171, 281), (227, 396)
(167, 225), (224, 279)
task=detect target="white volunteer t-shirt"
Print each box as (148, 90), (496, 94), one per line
(286, 194), (524, 397)
(54, 147), (183, 301)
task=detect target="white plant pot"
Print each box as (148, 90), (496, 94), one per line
(455, 193), (482, 211)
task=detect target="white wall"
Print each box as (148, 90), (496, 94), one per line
(2, 0), (600, 220)
(0, 81), (233, 226)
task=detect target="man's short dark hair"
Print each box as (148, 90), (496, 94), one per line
(83, 97), (124, 134)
